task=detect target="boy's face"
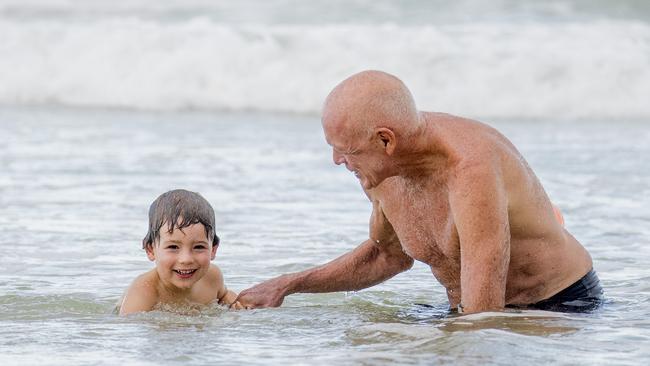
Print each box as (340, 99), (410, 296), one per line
(146, 222), (217, 291)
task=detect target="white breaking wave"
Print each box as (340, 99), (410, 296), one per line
(1, 17), (649, 119)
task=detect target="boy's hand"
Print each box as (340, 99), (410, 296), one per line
(229, 301), (245, 310)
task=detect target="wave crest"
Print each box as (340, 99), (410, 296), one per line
(1, 18), (649, 119)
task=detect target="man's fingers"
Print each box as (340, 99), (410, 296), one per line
(233, 292), (243, 303)
(233, 293), (247, 307)
(232, 290), (258, 309)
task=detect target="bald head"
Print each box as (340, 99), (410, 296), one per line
(322, 70), (420, 139)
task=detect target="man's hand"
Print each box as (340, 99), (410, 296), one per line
(234, 275), (292, 309)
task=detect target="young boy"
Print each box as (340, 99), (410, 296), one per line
(119, 189), (241, 315)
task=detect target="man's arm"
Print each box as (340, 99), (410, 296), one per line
(236, 201), (413, 308)
(450, 163), (510, 314)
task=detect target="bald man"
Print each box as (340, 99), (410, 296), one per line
(236, 70), (603, 314)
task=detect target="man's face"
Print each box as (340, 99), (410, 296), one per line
(324, 122), (386, 190)
(146, 222), (217, 291)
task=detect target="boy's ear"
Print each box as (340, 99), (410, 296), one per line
(145, 245), (156, 261)
(211, 243), (218, 260)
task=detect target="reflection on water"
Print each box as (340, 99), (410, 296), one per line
(437, 311), (578, 336)
(1, 107), (650, 365)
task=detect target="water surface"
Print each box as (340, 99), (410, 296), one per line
(1, 107), (648, 365)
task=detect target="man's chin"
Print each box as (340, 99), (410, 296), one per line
(360, 175), (391, 190)
(359, 177), (376, 190)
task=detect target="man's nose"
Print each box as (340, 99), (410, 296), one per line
(333, 150), (345, 165)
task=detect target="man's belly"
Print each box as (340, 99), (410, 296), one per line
(399, 232), (592, 306)
(504, 235), (593, 305)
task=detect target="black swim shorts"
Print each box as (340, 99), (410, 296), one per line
(528, 269), (604, 312)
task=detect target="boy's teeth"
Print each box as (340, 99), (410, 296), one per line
(176, 269), (195, 274)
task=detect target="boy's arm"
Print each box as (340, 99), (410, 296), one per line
(220, 289), (244, 310)
(211, 265), (243, 309)
(119, 274), (159, 316)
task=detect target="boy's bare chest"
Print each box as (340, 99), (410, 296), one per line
(378, 181), (460, 266)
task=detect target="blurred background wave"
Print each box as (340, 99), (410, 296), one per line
(1, 0), (648, 119)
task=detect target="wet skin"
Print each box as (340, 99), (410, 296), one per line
(236, 71), (593, 314)
(359, 113), (592, 310)
(119, 223), (240, 315)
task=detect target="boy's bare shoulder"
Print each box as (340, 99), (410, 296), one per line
(119, 269), (160, 315)
(205, 264), (225, 286)
(200, 264), (230, 301)
(131, 269), (160, 292)
(205, 264), (240, 306)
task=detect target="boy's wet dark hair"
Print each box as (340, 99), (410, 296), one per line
(142, 189), (220, 249)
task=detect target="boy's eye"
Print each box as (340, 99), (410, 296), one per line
(166, 245), (179, 250)
(194, 245), (207, 250)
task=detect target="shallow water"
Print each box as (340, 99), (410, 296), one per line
(1, 107), (649, 365)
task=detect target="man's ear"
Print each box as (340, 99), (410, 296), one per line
(145, 245), (156, 262)
(375, 127), (396, 155)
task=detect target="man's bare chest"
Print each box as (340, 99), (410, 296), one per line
(378, 182), (460, 265)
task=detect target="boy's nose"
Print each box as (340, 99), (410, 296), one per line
(179, 249), (193, 263)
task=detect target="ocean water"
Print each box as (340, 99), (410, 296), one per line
(1, 1), (649, 365)
(1, 107), (649, 365)
(1, 0), (650, 119)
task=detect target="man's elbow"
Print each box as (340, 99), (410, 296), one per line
(398, 255), (415, 272)
(382, 251), (414, 275)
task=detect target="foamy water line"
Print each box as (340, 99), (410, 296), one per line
(1, 18), (649, 119)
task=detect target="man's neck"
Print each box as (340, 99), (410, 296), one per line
(395, 113), (452, 180)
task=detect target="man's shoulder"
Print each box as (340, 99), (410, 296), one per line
(427, 112), (509, 157)
(454, 152), (496, 173)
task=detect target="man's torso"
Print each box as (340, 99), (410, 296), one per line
(370, 114), (592, 306)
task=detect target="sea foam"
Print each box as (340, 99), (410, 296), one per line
(1, 17), (649, 119)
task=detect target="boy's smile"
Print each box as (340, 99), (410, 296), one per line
(174, 269), (198, 279)
(119, 189), (236, 316)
